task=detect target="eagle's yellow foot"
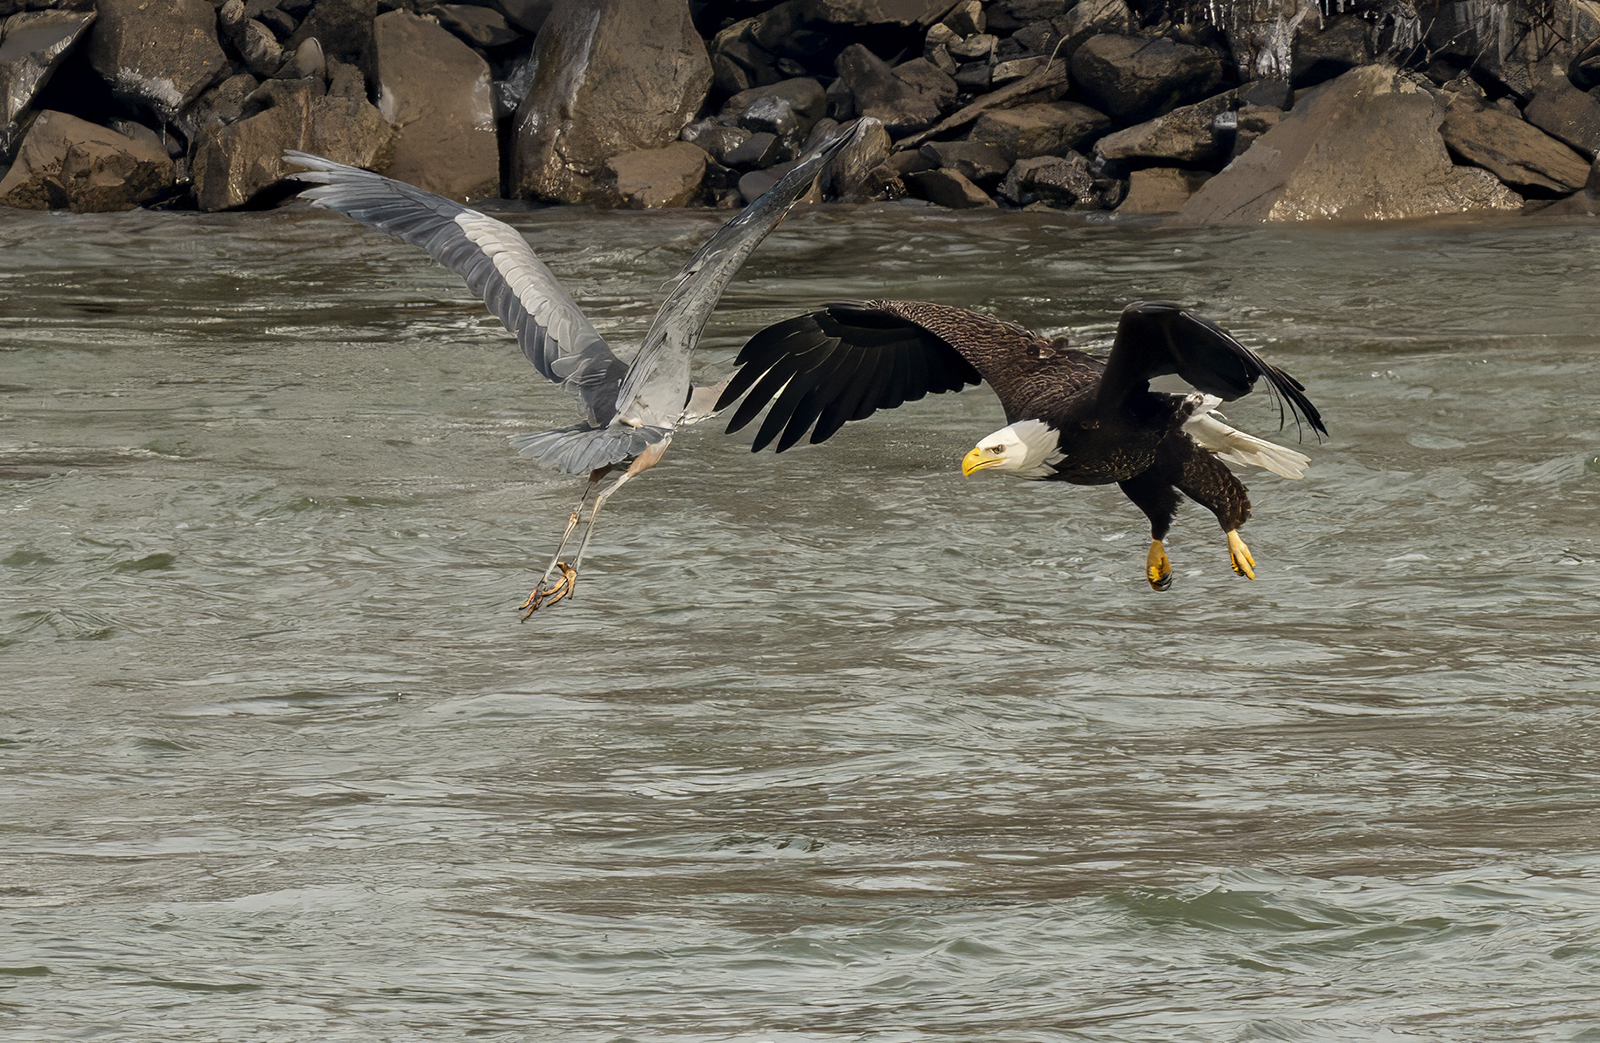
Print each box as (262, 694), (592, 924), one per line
(1226, 530), (1256, 580)
(518, 562), (577, 619)
(1146, 539), (1172, 591)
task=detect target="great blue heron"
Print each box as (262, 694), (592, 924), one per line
(717, 300), (1326, 589)
(285, 125), (860, 615)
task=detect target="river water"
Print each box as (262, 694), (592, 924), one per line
(2, 200), (1598, 1041)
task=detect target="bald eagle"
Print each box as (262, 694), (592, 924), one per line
(716, 300), (1327, 589)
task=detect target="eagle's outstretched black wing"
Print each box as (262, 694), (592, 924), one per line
(1097, 301), (1327, 437)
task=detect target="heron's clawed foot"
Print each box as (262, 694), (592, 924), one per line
(1226, 530), (1256, 580)
(518, 562), (578, 619)
(1146, 539), (1172, 592)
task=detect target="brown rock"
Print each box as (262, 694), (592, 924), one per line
(906, 166), (996, 208)
(1051, 0), (1132, 62)
(0, 110), (174, 211)
(1118, 167), (1211, 213)
(1290, 14), (1372, 88)
(721, 78), (827, 146)
(284, 0), (375, 66)
(1523, 64), (1600, 158)
(1071, 34), (1223, 122)
(607, 141), (709, 208)
(1, 10), (97, 156)
(969, 101), (1111, 164)
(1094, 90), (1237, 166)
(512, 0), (711, 204)
(86, 0), (228, 121)
(1178, 66), (1522, 224)
(919, 138), (1008, 186)
(1441, 101), (1592, 195)
(997, 152), (1095, 207)
(375, 11), (499, 202)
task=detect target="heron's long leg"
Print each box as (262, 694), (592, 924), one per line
(563, 468), (642, 601)
(519, 471), (603, 618)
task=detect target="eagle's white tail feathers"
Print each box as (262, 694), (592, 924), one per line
(1183, 404), (1311, 479)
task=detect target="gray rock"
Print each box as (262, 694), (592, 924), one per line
(835, 44), (955, 135)
(943, 0), (984, 36)
(1178, 66), (1523, 224)
(86, 0), (228, 122)
(512, 0), (711, 204)
(1012, 20), (1061, 57)
(919, 138), (1008, 186)
(906, 166), (996, 207)
(1523, 63), (1600, 157)
(1, 9), (96, 158)
(606, 141), (709, 208)
(954, 62), (990, 92)
(284, 0), (375, 66)
(1050, 0), (1132, 63)
(1289, 14), (1372, 88)
(947, 33), (995, 62)
(1094, 89), (1237, 166)
(792, 0), (953, 28)
(286, 37), (325, 82)
(895, 59), (1070, 149)
(310, 60), (393, 169)
(968, 101), (1111, 164)
(885, 148), (935, 174)
(0, 109), (174, 211)
(722, 130), (789, 169)
(826, 115), (892, 200)
(721, 77), (827, 147)
(1070, 34), (1223, 122)
(711, 18), (780, 95)
(1441, 100), (1592, 195)
(434, 5), (520, 50)
(181, 71), (260, 138)
(494, 0), (552, 35)
(997, 152), (1095, 207)
(992, 55), (1049, 85)
(259, 8), (297, 39)
(681, 117), (752, 165)
(375, 10), (499, 202)
(1118, 166), (1210, 213)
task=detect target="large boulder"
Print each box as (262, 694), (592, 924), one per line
(0, 110), (174, 211)
(284, 0), (376, 67)
(1118, 166), (1211, 213)
(192, 70), (393, 210)
(374, 11), (498, 202)
(720, 77), (828, 149)
(1051, 0), (1133, 61)
(1, 9), (96, 158)
(996, 152), (1098, 207)
(1178, 66), (1523, 224)
(1441, 100), (1592, 195)
(826, 115), (892, 199)
(86, 0), (228, 122)
(968, 101), (1111, 163)
(512, 0), (710, 204)
(906, 166), (996, 207)
(1070, 34), (1223, 122)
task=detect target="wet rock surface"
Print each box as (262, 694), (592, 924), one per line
(1, 108), (173, 211)
(0, 0), (1597, 219)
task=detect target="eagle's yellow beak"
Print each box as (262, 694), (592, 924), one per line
(962, 446), (997, 478)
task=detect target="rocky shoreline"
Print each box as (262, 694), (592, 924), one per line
(4, 0), (1600, 221)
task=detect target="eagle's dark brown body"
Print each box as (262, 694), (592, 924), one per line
(717, 298), (1325, 587)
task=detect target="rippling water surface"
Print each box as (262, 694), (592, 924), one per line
(3, 201), (1599, 1041)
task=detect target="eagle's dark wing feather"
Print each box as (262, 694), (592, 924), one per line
(717, 301), (989, 451)
(1097, 301), (1327, 436)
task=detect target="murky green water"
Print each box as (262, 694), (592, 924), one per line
(3, 201), (1599, 1041)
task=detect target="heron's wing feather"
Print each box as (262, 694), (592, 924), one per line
(512, 423), (670, 475)
(1097, 301), (1327, 436)
(284, 152), (628, 427)
(715, 300), (993, 452)
(608, 124), (864, 427)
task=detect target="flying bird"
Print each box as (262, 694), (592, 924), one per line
(285, 127), (858, 615)
(717, 299), (1326, 589)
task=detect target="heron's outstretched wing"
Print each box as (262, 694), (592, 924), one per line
(608, 123), (865, 429)
(715, 300), (1012, 452)
(1097, 301), (1327, 436)
(285, 152), (628, 428)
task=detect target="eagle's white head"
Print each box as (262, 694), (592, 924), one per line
(960, 419), (1063, 480)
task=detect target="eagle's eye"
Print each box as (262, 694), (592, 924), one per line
(987, 445), (1004, 455)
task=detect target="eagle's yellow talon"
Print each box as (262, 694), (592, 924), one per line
(1226, 530), (1256, 580)
(1146, 539), (1172, 591)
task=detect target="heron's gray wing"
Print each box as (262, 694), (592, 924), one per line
(608, 122), (867, 429)
(284, 152), (628, 428)
(1097, 301), (1326, 436)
